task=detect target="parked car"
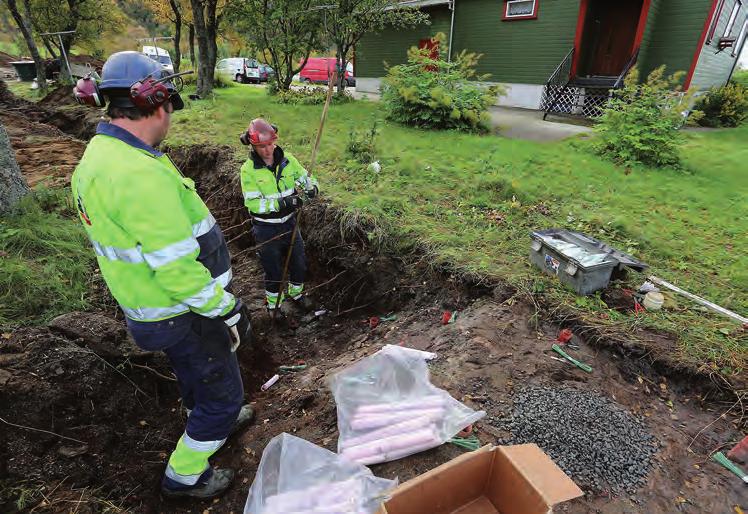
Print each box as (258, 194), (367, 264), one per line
(299, 57), (355, 87)
(142, 46), (174, 74)
(215, 58), (261, 83)
(259, 64), (275, 82)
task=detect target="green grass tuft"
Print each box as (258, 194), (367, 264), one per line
(0, 190), (94, 327)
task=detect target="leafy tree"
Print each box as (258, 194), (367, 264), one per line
(3, 0), (47, 94)
(322, 0), (428, 92)
(28, 0), (126, 61)
(594, 66), (697, 168)
(143, 0), (188, 72)
(226, 0), (324, 92)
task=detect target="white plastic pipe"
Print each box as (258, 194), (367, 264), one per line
(355, 396), (445, 415)
(354, 438), (442, 466)
(341, 428), (439, 461)
(340, 416), (435, 450)
(349, 408), (444, 430)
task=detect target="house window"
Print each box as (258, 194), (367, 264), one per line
(733, 18), (748, 56)
(723, 0), (743, 37)
(502, 0), (538, 21)
(707, 0), (726, 44)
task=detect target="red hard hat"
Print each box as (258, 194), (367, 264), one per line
(241, 118), (278, 146)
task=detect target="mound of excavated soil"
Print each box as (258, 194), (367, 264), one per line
(39, 84), (76, 107)
(1, 110), (86, 187)
(0, 51), (17, 66)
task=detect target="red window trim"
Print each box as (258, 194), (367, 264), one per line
(501, 0), (539, 21)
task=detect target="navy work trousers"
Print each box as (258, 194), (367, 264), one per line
(127, 314), (244, 442)
(252, 217), (307, 295)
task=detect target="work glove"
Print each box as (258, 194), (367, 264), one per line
(305, 186), (319, 199)
(221, 299), (252, 352)
(278, 195), (303, 211)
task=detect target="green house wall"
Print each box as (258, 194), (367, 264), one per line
(691, 0), (746, 89)
(356, 0), (580, 84)
(355, 6), (452, 78)
(638, 0), (713, 81)
(452, 0), (579, 84)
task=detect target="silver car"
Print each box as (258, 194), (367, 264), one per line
(215, 58), (260, 83)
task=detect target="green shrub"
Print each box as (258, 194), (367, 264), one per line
(693, 82), (748, 127)
(273, 86), (353, 105)
(732, 69), (748, 88)
(346, 121), (378, 164)
(382, 33), (504, 132)
(594, 66), (695, 168)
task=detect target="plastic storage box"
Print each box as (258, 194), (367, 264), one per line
(529, 229), (648, 296)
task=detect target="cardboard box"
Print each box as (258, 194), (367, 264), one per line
(380, 444), (583, 514)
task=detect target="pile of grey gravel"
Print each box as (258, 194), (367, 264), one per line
(497, 385), (658, 493)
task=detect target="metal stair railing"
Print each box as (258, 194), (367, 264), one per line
(542, 47), (574, 120)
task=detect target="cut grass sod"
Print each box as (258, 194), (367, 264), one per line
(166, 86), (748, 379)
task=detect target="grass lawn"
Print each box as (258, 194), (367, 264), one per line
(154, 86), (746, 376)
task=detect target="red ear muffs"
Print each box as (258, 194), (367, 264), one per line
(73, 75), (105, 107)
(130, 77), (171, 110)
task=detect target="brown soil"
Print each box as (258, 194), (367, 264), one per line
(0, 86), (745, 514)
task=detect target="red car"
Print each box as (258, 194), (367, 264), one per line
(299, 57), (355, 86)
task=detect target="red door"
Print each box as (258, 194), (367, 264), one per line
(580, 0), (643, 76)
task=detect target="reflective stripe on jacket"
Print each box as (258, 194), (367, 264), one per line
(71, 122), (235, 322)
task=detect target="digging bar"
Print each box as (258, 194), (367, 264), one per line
(272, 72), (336, 329)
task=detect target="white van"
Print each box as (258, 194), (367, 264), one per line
(215, 57), (260, 83)
(142, 46), (174, 74)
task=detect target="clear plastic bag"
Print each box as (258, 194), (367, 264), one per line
(329, 345), (485, 465)
(244, 433), (397, 514)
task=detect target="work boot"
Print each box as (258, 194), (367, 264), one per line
(161, 468), (234, 499)
(290, 294), (315, 312)
(231, 404), (255, 435)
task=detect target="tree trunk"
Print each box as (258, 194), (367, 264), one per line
(5, 0), (47, 94)
(169, 0), (182, 73)
(0, 122), (30, 213)
(188, 23), (196, 68)
(336, 44), (348, 93)
(189, 0), (217, 98)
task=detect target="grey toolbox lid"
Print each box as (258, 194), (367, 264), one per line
(531, 229), (648, 272)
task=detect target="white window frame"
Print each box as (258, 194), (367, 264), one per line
(733, 17), (748, 56)
(723, 0), (743, 37)
(504, 0), (537, 19)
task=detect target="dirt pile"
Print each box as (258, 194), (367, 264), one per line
(1, 81), (101, 141)
(0, 51), (17, 66)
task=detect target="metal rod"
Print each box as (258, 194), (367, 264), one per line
(271, 74), (336, 328)
(648, 275), (747, 324)
(57, 34), (73, 80)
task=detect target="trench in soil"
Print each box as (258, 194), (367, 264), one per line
(0, 87), (745, 513)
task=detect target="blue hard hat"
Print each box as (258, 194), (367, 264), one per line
(100, 51), (183, 110)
